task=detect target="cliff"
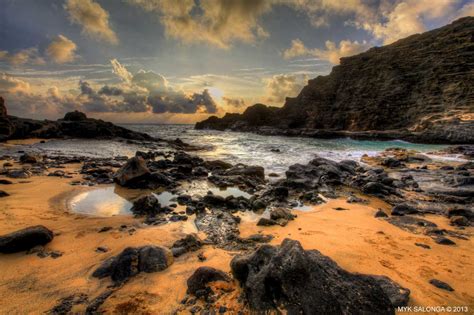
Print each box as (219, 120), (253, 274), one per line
(196, 17), (474, 144)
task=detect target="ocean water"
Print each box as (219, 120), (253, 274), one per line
(126, 124), (449, 174)
(0, 124), (452, 175)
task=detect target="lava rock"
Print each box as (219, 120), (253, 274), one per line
(114, 157), (150, 187)
(19, 153), (42, 164)
(374, 209), (389, 218)
(434, 237), (456, 245)
(391, 204), (418, 216)
(186, 267), (231, 296)
(256, 218), (278, 226)
(171, 234), (203, 257)
(450, 216), (470, 226)
(0, 225), (54, 253)
(92, 245), (173, 283)
(130, 194), (162, 216)
(230, 239), (402, 313)
(429, 279), (454, 291)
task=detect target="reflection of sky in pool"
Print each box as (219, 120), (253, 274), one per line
(69, 185), (254, 217)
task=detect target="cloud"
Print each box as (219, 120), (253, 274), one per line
(265, 74), (308, 104)
(127, 0), (272, 49)
(283, 39), (308, 59)
(283, 39), (370, 64)
(110, 58), (133, 83)
(361, 0), (458, 44)
(223, 96), (246, 108)
(64, 0), (118, 44)
(46, 35), (78, 64)
(0, 48), (46, 66)
(0, 73), (31, 93)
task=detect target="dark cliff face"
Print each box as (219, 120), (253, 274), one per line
(196, 17), (474, 143)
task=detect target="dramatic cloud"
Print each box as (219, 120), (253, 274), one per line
(0, 48), (45, 66)
(265, 74), (308, 104)
(0, 73), (31, 93)
(127, 0), (271, 49)
(46, 35), (78, 64)
(283, 39), (370, 64)
(64, 0), (118, 44)
(110, 58), (133, 83)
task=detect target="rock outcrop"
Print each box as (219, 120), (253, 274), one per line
(0, 99), (153, 141)
(196, 17), (474, 144)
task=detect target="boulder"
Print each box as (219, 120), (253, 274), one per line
(256, 218), (278, 226)
(114, 157), (150, 186)
(0, 225), (54, 253)
(391, 204), (418, 216)
(450, 216), (470, 226)
(92, 245), (173, 283)
(375, 209), (389, 218)
(19, 153), (42, 164)
(186, 267), (231, 296)
(230, 239), (403, 313)
(0, 190), (9, 198)
(130, 195), (162, 216)
(225, 165), (265, 180)
(170, 234), (203, 257)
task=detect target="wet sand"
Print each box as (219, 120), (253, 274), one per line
(0, 163), (473, 313)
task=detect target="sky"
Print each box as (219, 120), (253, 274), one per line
(0, 0), (473, 123)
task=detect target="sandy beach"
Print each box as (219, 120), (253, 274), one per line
(1, 158), (472, 314)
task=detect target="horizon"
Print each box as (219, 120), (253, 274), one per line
(1, 0), (473, 124)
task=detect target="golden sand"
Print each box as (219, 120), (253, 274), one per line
(0, 163), (473, 314)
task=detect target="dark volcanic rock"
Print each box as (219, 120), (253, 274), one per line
(0, 225), (54, 253)
(186, 267), (231, 296)
(92, 245), (173, 283)
(230, 239), (403, 313)
(391, 203), (419, 216)
(0, 190), (9, 198)
(429, 279), (454, 291)
(130, 194), (162, 216)
(171, 234), (203, 257)
(114, 157), (150, 186)
(196, 17), (474, 144)
(0, 98), (153, 142)
(114, 157), (173, 189)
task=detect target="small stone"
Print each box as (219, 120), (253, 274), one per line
(98, 226), (113, 233)
(374, 209), (388, 218)
(415, 243), (430, 249)
(434, 237), (456, 245)
(429, 279), (454, 291)
(96, 246), (109, 253)
(50, 251), (63, 259)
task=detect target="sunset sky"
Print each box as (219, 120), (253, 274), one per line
(1, 0), (473, 123)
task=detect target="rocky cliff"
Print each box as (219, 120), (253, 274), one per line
(0, 97), (152, 142)
(196, 17), (474, 144)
